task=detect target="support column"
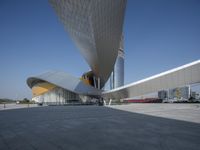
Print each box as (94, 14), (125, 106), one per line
(109, 99), (112, 105)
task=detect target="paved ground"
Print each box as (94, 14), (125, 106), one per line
(0, 105), (200, 150)
(109, 103), (200, 123)
(0, 103), (38, 110)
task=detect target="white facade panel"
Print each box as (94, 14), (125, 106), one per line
(184, 67), (191, 85)
(103, 60), (200, 99)
(192, 64), (200, 83)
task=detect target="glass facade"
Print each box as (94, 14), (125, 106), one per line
(32, 86), (81, 105)
(108, 35), (124, 89)
(113, 53), (124, 88)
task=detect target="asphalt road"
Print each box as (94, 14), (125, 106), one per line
(0, 105), (200, 150)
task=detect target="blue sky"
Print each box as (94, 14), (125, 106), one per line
(0, 0), (199, 99)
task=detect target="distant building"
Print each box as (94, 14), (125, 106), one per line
(169, 86), (190, 100)
(190, 91), (200, 100)
(109, 35), (124, 90)
(191, 92), (196, 99)
(158, 90), (168, 100)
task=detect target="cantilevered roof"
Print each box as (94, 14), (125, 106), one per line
(49, 0), (127, 87)
(27, 71), (102, 96)
(102, 60), (200, 99)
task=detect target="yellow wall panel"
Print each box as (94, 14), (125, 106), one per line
(32, 82), (56, 97)
(80, 77), (90, 85)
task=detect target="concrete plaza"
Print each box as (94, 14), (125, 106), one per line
(108, 103), (200, 123)
(0, 104), (200, 150)
(0, 103), (38, 110)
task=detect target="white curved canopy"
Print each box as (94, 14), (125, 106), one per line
(49, 0), (127, 87)
(102, 60), (200, 99)
(27, 71), (102, 96)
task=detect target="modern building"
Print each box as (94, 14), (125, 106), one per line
(168, 86), (190, 101)
(158, 90), (168, 100)
(28, 71), (102, 105)
(158, 86), (191, 102)
(109, 35), (124, 89)
(27, 0), (200, 105)
(27, 0), (127, 104)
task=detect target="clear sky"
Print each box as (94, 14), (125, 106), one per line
(0, 0), (199, 99)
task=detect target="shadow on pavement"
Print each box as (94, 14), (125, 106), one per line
(0, 106), (200, 150)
